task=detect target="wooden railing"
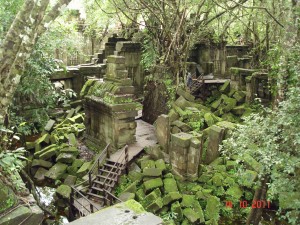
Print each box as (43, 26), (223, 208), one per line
(88, 143), (110, 188)
(70, 185), (100, 217)
(102, 145), (129, 206)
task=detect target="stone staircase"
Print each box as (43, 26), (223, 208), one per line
(70, 144), (128, 218)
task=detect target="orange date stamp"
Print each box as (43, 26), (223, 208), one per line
(225, 200), (271, 208)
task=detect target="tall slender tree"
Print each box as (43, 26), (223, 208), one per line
(0, 0), (72, 119)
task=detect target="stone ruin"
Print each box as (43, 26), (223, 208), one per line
(154, 68), (271, 180)
(81, 55), (137, 153)
(50, 38), (143, 96)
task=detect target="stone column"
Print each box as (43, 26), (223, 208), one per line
(114, 42), (143, 93)
(155, 115), (170, 153)
(170, 133), (201, 180)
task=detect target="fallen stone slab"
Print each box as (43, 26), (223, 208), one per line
(32, 159), (53, 168)
(44, 119), (56, 132)
(45, 162), (68, 180)
(144, 178), (163, 193)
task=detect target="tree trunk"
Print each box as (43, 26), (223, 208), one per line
(246, 176), (268, 225)
(0, 0), (72, 119)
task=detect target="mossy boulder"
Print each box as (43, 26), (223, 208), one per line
(67, 159), (84, 175)
(45, 162), (68, 180)
(163, 178), (178, 193)
(144, 178), (163, 193)
(56, 184), (72, 200)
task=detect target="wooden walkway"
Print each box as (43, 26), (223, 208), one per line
(109, 119), (157, 163)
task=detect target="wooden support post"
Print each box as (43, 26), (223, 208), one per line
(125, 145), (129, 174)
(88, 172), (92, 188)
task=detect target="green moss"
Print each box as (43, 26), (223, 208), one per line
(144, 178), (163, 193)
(163, 178), (178, 193)
(124, 199), (146, 214)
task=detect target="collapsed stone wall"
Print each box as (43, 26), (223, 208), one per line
(155, 74), (268, 180)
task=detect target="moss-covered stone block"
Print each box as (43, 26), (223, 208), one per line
(183, 208), (201, 223)
(198, 173), (212, 183)
(119, 192), (135, 201)
(243, 154), (263, 172)
(212, 173), (224, 186)
(219, 80), (230, 93)
(205, 196), (220, 221)
(171, 120), (192, 132)
(128, 171), (143, 182)
(239, 170), (257, 187)
(76, 161), (92, 177)
(64, 175), (77, 186)
(141, 160), (156, 170)
(181, 194), (196, 208)
(56, 184), (71, 200)
(146, 197), (163, 213)
(226, 185), (243, 200)
(56, 153), (75, 164)
(144, 178), (163, 193)
(32, 159), (53, 168)
(142, 188), (161, 207)
(60, 147), (80, 156)
(211, 98), (222, 110)
(233, 91), (246, 103)
(163, 178), (178, 193)
(168, 109), (180, 123)
(155, 159), (167, 172)
(143, 168), (162, 177)
(135, 188), (145, 202)
(123, 181), (137, 193)
(171, 201), (183, 221)
(163, 192), (182, 206)
(45, 162), (68, 180)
